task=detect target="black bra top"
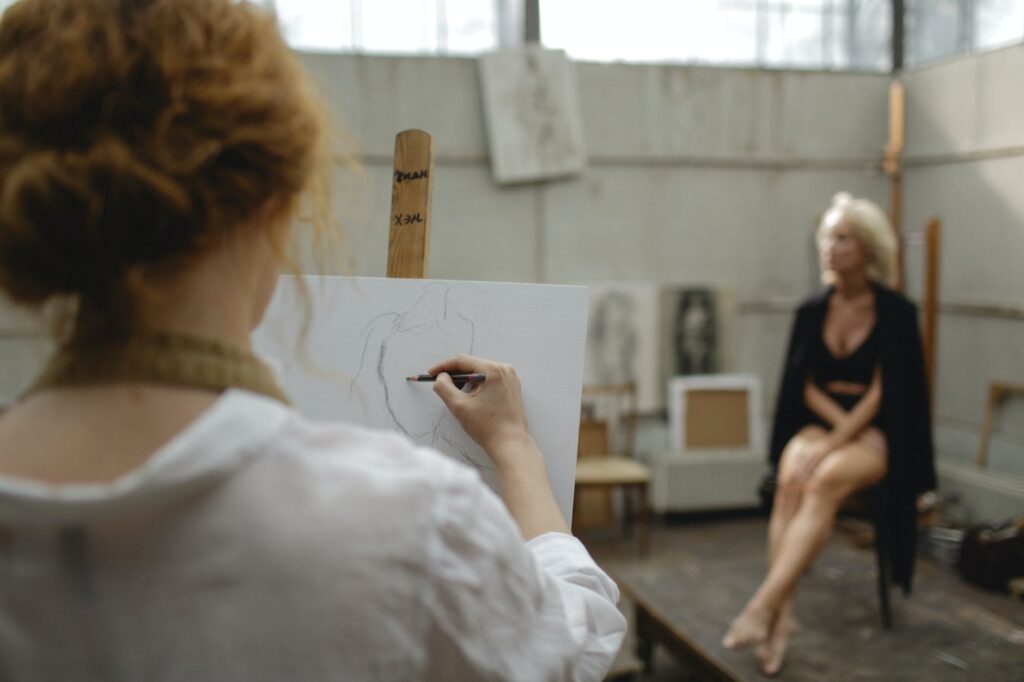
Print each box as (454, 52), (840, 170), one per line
(811, 322), (880, 387)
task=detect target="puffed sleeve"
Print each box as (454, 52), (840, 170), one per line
(422, 463), (626, 682)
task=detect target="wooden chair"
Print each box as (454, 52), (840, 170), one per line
(839, 485), (893, 629)
(572, 384), (652, 554)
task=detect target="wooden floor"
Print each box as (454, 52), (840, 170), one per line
(584, 515), (1024, 681)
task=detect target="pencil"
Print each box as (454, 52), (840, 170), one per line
(406, 373), (486, 384)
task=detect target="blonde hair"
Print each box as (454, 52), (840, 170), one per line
(817, 192), (898, 288)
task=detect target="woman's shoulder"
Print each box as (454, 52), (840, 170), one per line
(871, 282), (918, 317)
(794, 289), (831, 317)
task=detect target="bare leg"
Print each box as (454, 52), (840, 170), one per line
(723, 436), (886, 650)
(756, 598), (795, 676)
(721, 428), (819, 650)
(753, 428), (825, 664)
(766, 427), (826, 564)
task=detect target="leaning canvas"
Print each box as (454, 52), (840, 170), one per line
(584, 283), (662, 413)
(252, 276), (589, 521)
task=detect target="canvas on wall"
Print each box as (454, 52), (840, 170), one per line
(253, 276), (588, 521)
(478, 46), (586, 184)
(659, 286), (738, 384)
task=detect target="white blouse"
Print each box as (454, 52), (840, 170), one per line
(0, 390), (626, 681)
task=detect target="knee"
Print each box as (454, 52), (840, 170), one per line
(804, 469), (846, 507)
(774, 474), (805, 507)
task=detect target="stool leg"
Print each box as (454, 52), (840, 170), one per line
(639, 483), (651, 556)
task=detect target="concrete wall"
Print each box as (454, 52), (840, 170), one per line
(299, 54), (890, 424)
(1, 55), (893, 425)
(902, 43), (1024, 481)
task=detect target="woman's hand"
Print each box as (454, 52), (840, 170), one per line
(431, 354), (569, 537)
(428, 354), (535, 468)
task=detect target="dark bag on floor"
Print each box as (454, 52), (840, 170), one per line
(956, 517), (1024, 592)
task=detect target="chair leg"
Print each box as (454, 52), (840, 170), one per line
(878, 550), (892, 630)
(874, 489), (893, 630)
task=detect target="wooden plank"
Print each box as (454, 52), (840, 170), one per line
(977, 382), (1024, 468)
(886, 80), (905, 292)
(387, 129), (434, 279)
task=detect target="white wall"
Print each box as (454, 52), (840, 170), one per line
(2, 55), (894, 421)
(902, 44), (1024, 478)
(299, 54), (891, 421)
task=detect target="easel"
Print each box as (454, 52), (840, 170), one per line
(387, 129), (434, 278)
(886, 82), (941, 399)
(884, 80), (905, 292)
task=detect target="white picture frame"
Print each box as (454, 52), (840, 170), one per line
(667, 374), (763, 455)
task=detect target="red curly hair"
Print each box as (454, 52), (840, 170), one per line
(0, 0), (332, 337)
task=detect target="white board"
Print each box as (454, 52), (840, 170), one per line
(253, 276), (588, 521)
(478, 47), (586, 184)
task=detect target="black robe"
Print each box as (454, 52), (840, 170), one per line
(769, 283), (937, 592)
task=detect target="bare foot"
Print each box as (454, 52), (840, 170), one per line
(755, 608), (795, 676)
(722, 603), (774, 650)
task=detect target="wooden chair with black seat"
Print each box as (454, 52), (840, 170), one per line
(572, 383), (651, 555)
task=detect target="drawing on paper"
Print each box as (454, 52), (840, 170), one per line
(253, 275), (589, 521)
(348, 283), (491, 471)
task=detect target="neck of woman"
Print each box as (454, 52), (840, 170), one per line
(831, 271), (872, 302)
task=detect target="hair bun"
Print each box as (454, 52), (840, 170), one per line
(0, 138), (195, 304)
(831, 191), (854, 208)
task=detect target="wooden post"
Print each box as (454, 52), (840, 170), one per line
(977, 383), (1024, 468)
(387, 129), (434, 279)
(922, 217), (941, 403)
(885, 80), (905, 292)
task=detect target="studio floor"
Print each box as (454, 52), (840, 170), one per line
(582, 514), (1024, 681)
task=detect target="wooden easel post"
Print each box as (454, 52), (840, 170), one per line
(885, 80), (905, 292)
(387, 129), (434, 279)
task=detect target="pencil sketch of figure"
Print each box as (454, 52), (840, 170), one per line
(350, 283), (491, 471)
(587, 291), (638, 387)
(479, 47), (585, 183)
(514, 51), (571, 171)
(674, 288), (717, 375)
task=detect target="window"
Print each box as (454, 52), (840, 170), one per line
(905, 0), (1024, 65)
(262, 0), (501, 55)
(541, 0), (892, 71)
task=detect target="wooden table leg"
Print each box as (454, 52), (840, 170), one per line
(634, 602), (655, 674)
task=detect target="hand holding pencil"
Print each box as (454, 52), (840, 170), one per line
(427, 354), (533, 465)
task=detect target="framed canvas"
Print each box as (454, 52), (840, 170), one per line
(667, 374), (763, 454)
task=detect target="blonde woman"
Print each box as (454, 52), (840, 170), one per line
(0, 1), (624, 679)
(723, 193), (936, 675)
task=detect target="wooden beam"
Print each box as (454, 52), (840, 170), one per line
(885, 80), (906, 291)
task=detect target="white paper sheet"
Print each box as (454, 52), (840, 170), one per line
(253, 276), (588, 521)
